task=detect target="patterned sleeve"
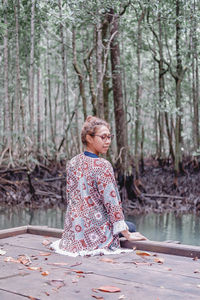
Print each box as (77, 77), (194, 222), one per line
(96, 160), (128, 235)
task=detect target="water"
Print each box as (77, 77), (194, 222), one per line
(0, 206), (199, 246)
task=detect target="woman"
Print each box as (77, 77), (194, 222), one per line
(51, 116), (146, 256)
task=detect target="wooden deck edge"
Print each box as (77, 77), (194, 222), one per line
(120, 239), (200, 258)
(27, 225), (63, 238)
(1, 226), (200, 258)
(0, 226), (28, 239)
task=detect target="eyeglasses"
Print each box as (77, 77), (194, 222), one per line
(91, 134), (114, 141)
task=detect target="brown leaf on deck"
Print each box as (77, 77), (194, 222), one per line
(72, 269), (84, 274)
(28, 266), (42, 271)
(41, 271), (49, 276)
(39, 252), (51, 256)
(92, 295), (104, 300)
(135, 250), (151, 257)
(100, 258), (116, 263)
(97, 286), (121, 293)
(69, 262), (82, 267)
(18, 255), (32, 266)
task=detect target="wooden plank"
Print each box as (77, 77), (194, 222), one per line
(1, 234), (200, 300)
(0, 226), (27, 239)
(120, 238), (200, 258)
(27, 225), (63, 238)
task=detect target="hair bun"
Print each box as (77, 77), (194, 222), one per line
(86, 115), (95, 122)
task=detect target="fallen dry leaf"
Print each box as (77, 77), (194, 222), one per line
(92, 295), (104, 300)
(72, 269), (84, 274)
(4, 256), (20, 263)
(100, 258), (116, 264)
(28, 266), (42, 271)
(18, 255), (32, 266)
(39, 252), (51, 256)
(135, 250), (151, 257)
(97, 286), (121, 293)
(70, 262), (82, 267)
(42, 239), (51, 246)
(0, 249), (6, 256)
(154, 257), (165, 264)
(44, 292), (50, 296)
(41, 271), (49, 276)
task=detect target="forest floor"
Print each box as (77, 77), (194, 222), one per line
(0, 157), (200, 215)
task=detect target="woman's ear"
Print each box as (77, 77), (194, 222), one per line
(86, 134), (93, 144)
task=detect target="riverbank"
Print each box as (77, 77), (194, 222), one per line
(0, 157), (200, 214)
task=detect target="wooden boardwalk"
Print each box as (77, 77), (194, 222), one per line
(0, 226), (200, 300)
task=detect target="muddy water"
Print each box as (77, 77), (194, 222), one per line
(0, 206), (199, 246)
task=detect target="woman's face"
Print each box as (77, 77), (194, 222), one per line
(86, 125), (112, 155)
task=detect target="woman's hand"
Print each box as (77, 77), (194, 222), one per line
(126, 232), (147, 241)
(121, 230), (147, 241)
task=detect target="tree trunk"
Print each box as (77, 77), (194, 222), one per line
(83, 42), (97, 115)
(157, 9), (165, 160)
(14, 0), (25, 136)
(3, 0), (13, 166)
(174, 0), (184, 175)
(192, 0), (199, 150)
(58, 0), (70, 149)
(153, 39), (159, 157)
(29, 0), (35, 141)
(37, 66), (41, 155)
(135, 9), (145, 179)
(72, 27), (87, 120)
(102, 19), (110, 122)
(108, 10), (128, 172)
(96, 22), (104, 118)
(46, 34), (55, 149)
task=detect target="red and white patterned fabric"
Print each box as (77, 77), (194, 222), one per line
(51, 153), (128, 256)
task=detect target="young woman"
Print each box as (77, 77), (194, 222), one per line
(51, 116), (146, 256)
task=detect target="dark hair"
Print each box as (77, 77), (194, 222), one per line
(81, 115), (110, 145)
